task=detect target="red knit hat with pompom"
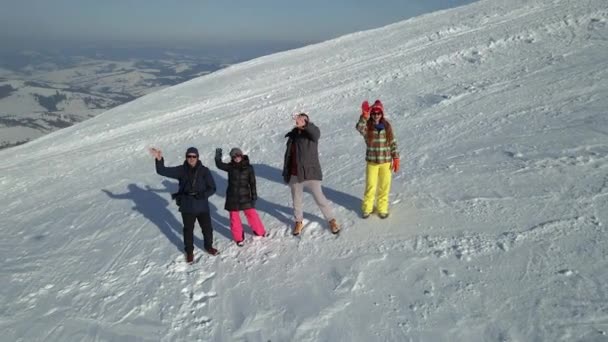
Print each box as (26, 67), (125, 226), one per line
(371, 99), (384, 114)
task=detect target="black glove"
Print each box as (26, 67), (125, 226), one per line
(215, 148), (222, 158)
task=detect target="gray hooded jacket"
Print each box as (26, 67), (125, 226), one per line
(282, 122), (323, 183)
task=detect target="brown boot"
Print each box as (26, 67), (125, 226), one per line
(293, 221), (304, 236)
(204, 246), (219, 256)
(329, 219), (340, 234)
(185, 251), (194, 264)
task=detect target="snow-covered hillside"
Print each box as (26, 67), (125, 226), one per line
(1, 0), (607, 340)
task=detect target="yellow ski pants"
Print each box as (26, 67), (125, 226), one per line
(362, 162), (392, 215)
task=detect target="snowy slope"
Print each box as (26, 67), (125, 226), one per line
(1, 0), (607, 341)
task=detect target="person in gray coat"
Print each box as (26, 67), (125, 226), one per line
(282, 113), (340, 235)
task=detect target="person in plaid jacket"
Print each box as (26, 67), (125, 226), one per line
(355, 100), (400, 219)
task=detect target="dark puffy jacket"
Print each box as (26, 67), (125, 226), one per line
(282, 122), (323, 183)
(215, 155), (257, 211)
(155, 158), (216, 214)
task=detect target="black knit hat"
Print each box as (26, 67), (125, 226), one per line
(185, 147), (199, 157)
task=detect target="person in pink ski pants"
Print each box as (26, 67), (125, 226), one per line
(214, 147), (266, 246)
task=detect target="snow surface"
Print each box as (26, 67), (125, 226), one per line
(1, 0), (608, 341)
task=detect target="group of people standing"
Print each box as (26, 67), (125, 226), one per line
(150, 100), (399, 263)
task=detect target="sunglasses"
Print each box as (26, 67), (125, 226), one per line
(186, 155), (198, 159)
(371, 112), (383, 116)
(232, 154), (243, 159)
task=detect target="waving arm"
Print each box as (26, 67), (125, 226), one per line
(214, 148), (231, 171)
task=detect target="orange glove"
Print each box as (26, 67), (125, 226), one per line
(392, 158), (400, 173)
(361, 100), (370, 119)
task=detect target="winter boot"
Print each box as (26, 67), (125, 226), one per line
(292, 221), (304, 236)
(186, 251), (194, 263)
(205, 246), (219, 256)
(378, 213), (390, 219)
(329, 219), (340, 234)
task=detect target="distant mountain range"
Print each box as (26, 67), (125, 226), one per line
(0, 49), (232, 149)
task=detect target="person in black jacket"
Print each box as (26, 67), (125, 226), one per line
(215, 147), (267, 246)
(150, 146), (219, 263)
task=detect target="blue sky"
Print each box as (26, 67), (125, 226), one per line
(0, 0), (476, 46)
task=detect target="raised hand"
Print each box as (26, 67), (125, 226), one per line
(361, 100), (370, 119)
(215, 147), (223, 158)
(295, 115), (307, 128)
(149, 147), (163, 161)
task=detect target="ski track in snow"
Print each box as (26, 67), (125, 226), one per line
(1, 0), (608, 341)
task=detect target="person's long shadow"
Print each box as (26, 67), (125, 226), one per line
(146, 179), (233, 243)
(252, 163), (361, 216)
(102, 183), (184, 252)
